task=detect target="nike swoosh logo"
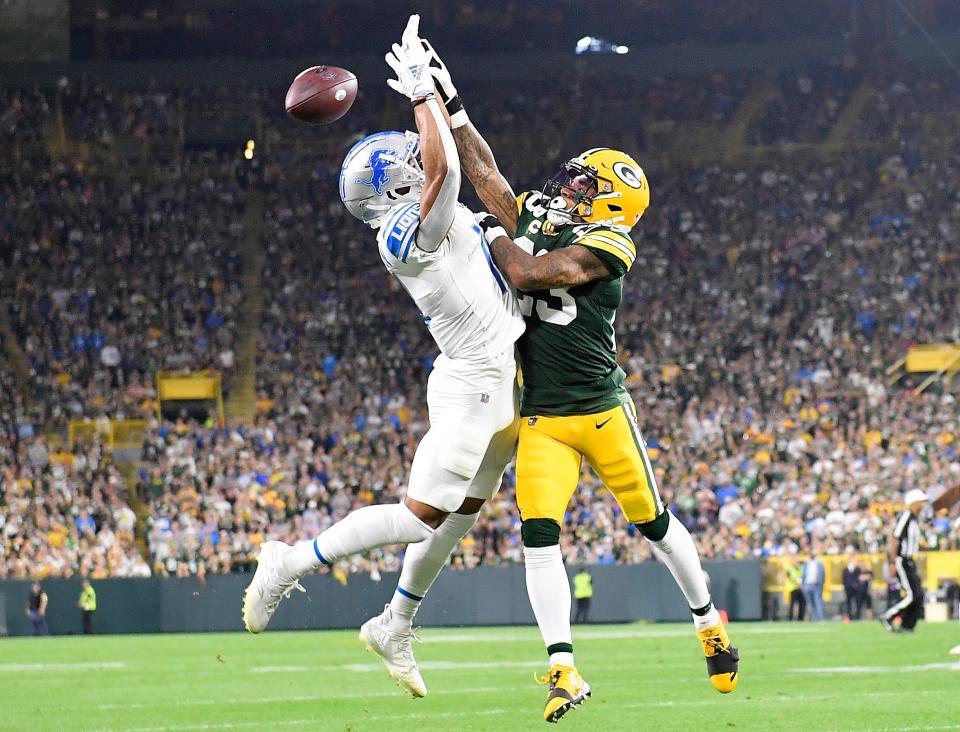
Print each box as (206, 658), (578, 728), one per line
(595, 417), (613, 429)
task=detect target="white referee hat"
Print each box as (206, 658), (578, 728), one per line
(903, 488), (930, 506)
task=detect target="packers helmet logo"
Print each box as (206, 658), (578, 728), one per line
(612, 161), (643, 189)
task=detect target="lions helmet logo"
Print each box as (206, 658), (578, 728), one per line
(356, 149), (393, 195)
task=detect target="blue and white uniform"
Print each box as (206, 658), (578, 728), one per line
(377, 199), (524, 512)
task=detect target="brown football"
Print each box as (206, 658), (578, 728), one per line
(285, 65), (357, 124)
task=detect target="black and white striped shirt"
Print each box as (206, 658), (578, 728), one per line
(893, 510), (920, 559)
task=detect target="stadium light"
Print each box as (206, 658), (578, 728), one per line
(575, 36), (629, 55)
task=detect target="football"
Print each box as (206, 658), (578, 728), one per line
(285, 65), (357, 124)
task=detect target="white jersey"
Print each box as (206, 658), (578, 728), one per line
(377, 201), (524, 369)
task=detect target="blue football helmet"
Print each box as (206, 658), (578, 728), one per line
(339, 131), (423, 227)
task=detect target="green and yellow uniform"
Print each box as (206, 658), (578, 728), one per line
(513, 190), (662, 526)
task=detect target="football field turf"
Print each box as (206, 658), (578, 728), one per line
(2, 621), (959, 732)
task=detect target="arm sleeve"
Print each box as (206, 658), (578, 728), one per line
(572, 226), (637, 278)
(416, 99), (461, 253)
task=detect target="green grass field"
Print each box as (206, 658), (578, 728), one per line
(2, 622), (959, 732)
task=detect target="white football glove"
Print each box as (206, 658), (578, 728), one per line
(386, 15), (434, 101)
(422, 38), (469, 129)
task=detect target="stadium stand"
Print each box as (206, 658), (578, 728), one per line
(2, 57), (960, 581)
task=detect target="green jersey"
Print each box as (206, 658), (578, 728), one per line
(514, 191), (637, 416)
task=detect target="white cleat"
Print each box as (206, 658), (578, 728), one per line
(242, 541), (305, 633)
(359, 605), (427, 698)
(950, 644), (960, 656)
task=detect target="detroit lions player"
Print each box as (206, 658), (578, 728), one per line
(242, 16), (523, 698)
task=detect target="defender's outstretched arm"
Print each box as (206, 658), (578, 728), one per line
(491, 237), (611, 290)
(478, 215), (611, 290)
(422, 39), (519, 236)
(452, 122), (519, 236)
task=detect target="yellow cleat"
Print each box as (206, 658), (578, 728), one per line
(697, 622), (740, 693)
(536, 664), (591, 723)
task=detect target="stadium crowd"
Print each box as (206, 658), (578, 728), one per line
(2, 65), (960, 580)
(748, 63), (858, 145)
(2, 154), (244, 434)
(0, 431), (148, 579)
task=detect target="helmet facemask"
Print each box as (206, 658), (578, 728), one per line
(543, 149), (647, 228)
(542, 161), (600, 227)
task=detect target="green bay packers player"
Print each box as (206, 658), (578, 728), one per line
(420, 39), (740, 723)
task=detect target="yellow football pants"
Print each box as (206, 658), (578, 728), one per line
(516, 398), (663, 525)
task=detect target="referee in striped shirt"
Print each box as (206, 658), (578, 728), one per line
(880, 489), (929, 633)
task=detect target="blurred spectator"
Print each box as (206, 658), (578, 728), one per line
(842, 548), (865, 620)
(801, 550), (826, 621)
(78, 578), (97, 634)
(573, 569), (593, 624)
(26, 581), (49, 635)
(785, 557), (806, 621)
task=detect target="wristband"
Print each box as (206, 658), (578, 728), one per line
(411, 92), (435, 108)
(445, 94), (469, 129)
(478, 214), (507, 242)
(484, 224), (507, 241)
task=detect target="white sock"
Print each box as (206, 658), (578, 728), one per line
(524, 545), (573, 666)
(284, 503), (433, 577)
(388, 511), (480, 632)
(644, 512), (716, 629)
(693, 605), (721, 631)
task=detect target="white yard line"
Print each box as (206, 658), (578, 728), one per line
(870, 726), (960, 732)
(340, 659), (546, 672)
(365, 709), (508, 723)
(623, 689), (947, 710)
(88, 709), (508, 732)
(97, 675), (950, 712)
(425, 624), (820, 643)
(793, 662), (960, 674)
(247, 657), (690, 674)
(97, 685), (514, 710)
(0, 661), (126, 672)
(90, 721), (316, 732)
(90, 690), (950, 731)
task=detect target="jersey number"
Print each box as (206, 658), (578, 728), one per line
(515, 236), (577, 326)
